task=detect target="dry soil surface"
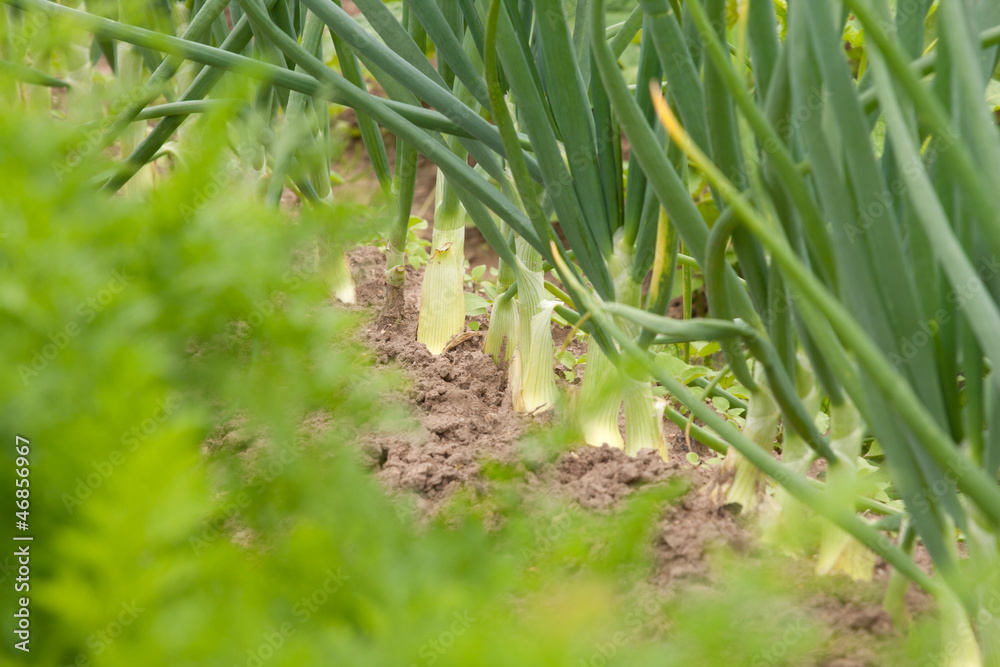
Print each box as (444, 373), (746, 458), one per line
(344, 246), (931, 667)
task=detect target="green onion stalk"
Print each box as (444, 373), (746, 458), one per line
(578, 231), (666, 456)
(380, 4), (420, 322)
(762, 352), (821, 550)
(578, 339), (625, 448)
(482, 221), (518, 363)
(322, 2), (396, 307)
(170, 2), (197, 95)
(416, 27), (483, 354)
(309, 91), (356, 306)
(264, 9), (353, 304)
(614, 233), (666, 457)
(484, 100), (554, 411)
(417, 171), (467, 354)
(681, 243), (693, 364)
(947, 484), (1000, 664)
(324, 245), (356, 304)
(937, 586), (983, 667)
(63, 40), (95, 124)
(317, 184), (358, 305)
(509, 236), (556, 413)
(305, 102), (332, 201)
(380, 194), (407, 314)
(9, 12), (50, 113)
(301, 162), (358, 306)
(622, 377), (666, 457)
(232, 95), (269, 186)
(965, 519), (1000, 663)
(577, 232), (628, 449)
(816, 397), (875, 581)
(928, 515), (997, 666)
(973, 585), (1000, 667)
(883, 520), (917, 630)
(382, 136), (418, 318)
(164, 0), (202, 96)
(119, 44), (155, 195)
(713, 360), (779, 512)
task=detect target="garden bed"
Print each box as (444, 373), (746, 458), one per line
(342, 246), (932, 667)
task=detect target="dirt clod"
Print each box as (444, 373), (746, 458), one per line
(344, 245), (929, 665)
(548, 445), (675, 510)
(346, 246), (741, 580)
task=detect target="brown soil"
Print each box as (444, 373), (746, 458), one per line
(343, 243), (932, 666)
(321, 91), (933, 660)
(348, 247), (737, 554)
(351, 247), (517, 502)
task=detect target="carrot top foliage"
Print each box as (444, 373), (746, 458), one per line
(4, 0), (1000, 663)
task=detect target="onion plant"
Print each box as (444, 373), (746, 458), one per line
(416, 43), (476, 352)
(8, 0), (1000, 660)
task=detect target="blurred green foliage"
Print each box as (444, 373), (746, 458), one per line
(0, 72), (928, 666)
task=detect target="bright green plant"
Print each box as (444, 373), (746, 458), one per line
(7, 0), (1000, 661)
(2, 88), (918, 666)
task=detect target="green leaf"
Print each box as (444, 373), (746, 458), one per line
(866, 440), (885, 459)
(726, 383), (750, 400)
(464, 292), (490, 317)
(655, 351), (689, 377)
(814, 411), (830, 435)
(986, 79), (1000, 111)
(690, 340), (721, 358)
(654, 351), (713, 384)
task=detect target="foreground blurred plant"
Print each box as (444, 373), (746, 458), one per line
(6, 0), (1000, 661)
(3, 88), (902, 666)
